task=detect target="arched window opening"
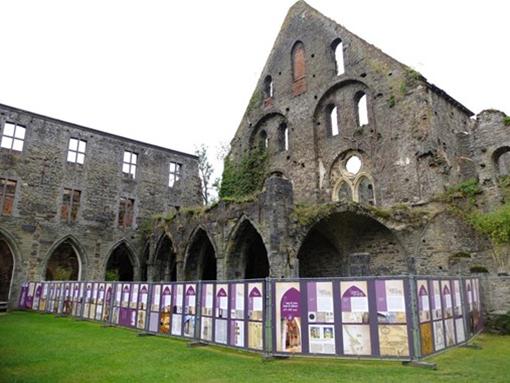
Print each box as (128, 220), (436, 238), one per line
(292, 41), (306, 96)
(259, 130), (268, 150)
(329, 105), (339, 136)
(357, 93), (369, 127)
(45, 240), (80, 281)
(358, 176), (375, 205)
(332, 39), (344, 75)
(494, 147), (510, 177)
(0, 238), (14, 301)
(105, 243), (134, 281)
(337, 181), (352, 202)
(278, 123), (289, 152)
(185, 229), (216, 281)
(154, 235), (176, 282)
(263, 75), (273, 99)
(227, 220), (269, 279)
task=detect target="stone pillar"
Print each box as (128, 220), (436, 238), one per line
(261, 174), (294, 278)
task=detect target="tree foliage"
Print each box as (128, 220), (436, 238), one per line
(195, 144), (214, 205)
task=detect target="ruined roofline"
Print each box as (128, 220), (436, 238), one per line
(294, 1), (475, 117)
(0, 102), (198, 160)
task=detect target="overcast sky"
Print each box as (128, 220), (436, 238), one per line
(1, 0), (509, 186)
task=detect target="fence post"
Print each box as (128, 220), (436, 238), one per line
(194, 281), (203, 342)
(264, 277), (273, 356)
(408, 275), (421, 359)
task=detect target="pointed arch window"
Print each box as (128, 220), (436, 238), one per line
(332, 39), (344, 75)
(292, 41), (306, 96)
(328, 105), (339, 136)
(357, 176), (375, 205)
(357, 93), (369, 127)
(337, 181), (352, 202)
(263, 75), (273, 99)
(278, 123), (289, 152)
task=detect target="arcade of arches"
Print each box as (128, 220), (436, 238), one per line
(45, 240), (80, 281)
(297, 212), (407, 278)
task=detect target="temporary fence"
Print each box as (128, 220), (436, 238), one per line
(17, 275), (482, 360)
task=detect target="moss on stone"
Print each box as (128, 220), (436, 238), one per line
(504, 116), (510, 126)
(291, 203), (339, 226)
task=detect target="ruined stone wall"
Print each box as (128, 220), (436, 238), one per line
(0, 104), (201, 306)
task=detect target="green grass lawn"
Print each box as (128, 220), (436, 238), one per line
(0, 311), (508, 383)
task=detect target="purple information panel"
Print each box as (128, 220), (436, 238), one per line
(32, 283), (42, 311)
(171, 284), (184, 336)
(183, 283), (197, 338)
(18, 282), (29, 309)
(341, 280), (371, 356)
(200, 283), (214, 341)
(136, 283), (149, 330)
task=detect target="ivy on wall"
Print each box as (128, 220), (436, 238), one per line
(219, 149), (268, 200)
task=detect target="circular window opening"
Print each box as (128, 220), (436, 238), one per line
(346, 155), (362, 175)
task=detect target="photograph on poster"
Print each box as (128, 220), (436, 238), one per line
(342, 324), (372, 355)
(201, 317), (213, 341)
(230, 320), (244, 347)
(441, 281), (453, 318)
(455, 318), (465, 343)
(183, 315), (195, 337)
(433, 320), (445, 350)
(95, 284), (104, 320)
(102, 284), (112, 321)
(432, 280), (442, 320)
(40, 284), (48, 312)
(444, 318), (455, 347)
(215, 319), (228, 344)
(159, 285), (172, 334)
(308, 324), (335, 354)
(151, 285), (161, 312)
(171, 314), (182, 336)
(307, 281), (334, 323)
(137, 284), (148, 329)
(378, 325), (409, 357)
(130, 284), (139, 310)
(202, 284), (213, 317)
(216, 284), (228, 319)
(248, 283), (263, 321)
(275, 282), (302, 353)
(231, 283), (244, 319)
(184, 284), (196, 315)
(420, 322), (434, 356)
(452, 280), (462, 317)
(416, 280), (431, 323)
(376, 280), (406, 324)
(341, 281), (369, 324)
(248, 321), (263, 350)
(173, 284), (183, 314)
(89, 283), (97, 319)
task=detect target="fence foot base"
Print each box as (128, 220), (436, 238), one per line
(101, 324), (114, 328)
(402, 361), (437, 370)
(188, 341), (208, 348)
(54, 314), (67, 318)
(137, 332), (155, 337)
(263, 354), (289, 361)
(461, 343), (482, 350)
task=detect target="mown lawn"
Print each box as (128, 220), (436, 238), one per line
(0, 311), (508, 383)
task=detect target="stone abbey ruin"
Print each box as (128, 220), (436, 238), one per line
(1, 1), (509, 313)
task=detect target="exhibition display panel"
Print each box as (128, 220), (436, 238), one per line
(17, 275), (482, 360)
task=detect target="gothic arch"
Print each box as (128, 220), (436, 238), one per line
(226, 216), (270, 279)
(103, 239), (139, 281)
(43, 234), (87, 281)
(296, 207), (407, 278)
(183, 226), (217, 280)
(152, 233), (177, 282)
(0, 225), (21, 302)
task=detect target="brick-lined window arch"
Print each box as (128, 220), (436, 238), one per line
(292, 41), (306, 96)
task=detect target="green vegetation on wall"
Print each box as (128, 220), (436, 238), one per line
(219, 149), (268, 200)
(504, 116), (510, 126)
